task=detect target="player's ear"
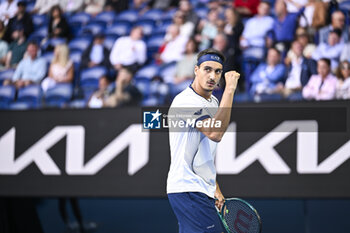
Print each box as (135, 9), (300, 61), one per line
(194, 65), (199, 76)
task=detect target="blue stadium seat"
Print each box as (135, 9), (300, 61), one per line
(0, 69), (15, 84)
(41, 51), (54, 64)
(80, 22), (106, 36)
(146, 35), (164, 61)
(140, 9), (163, 21)
(69, 50), (83, 64)
(69, 99), (87, 108)
(93, 11), (116, 25)
(159, 62), (176, 83)
(41, 37), (67, 51)
(103, 35), (118, 50)
(44, 83), (73, 107)
(8, 102), (32, 110)
(134, 64), (160, 80)
(134, 77), (151, 99)
(163, 8), (176, 19)
(17, 84), (42, 108)
(154, 20), (172, 34)
(116, 10), (138, 23)
(25, 1), (35, 13)
(339, 1), (350, 11)
(134, 19), (155, 36)
(32, 14), (48, 29)
(195, 7), (208, 19)
(31, 26), (48, 38)
(0, 85), (16, 109)
(147, 35), (164, 48)
(105, 22), (131, 37)
(68, 37), (92, 52)
(80, 66), (108, 97)
(69, 12), (91, 26)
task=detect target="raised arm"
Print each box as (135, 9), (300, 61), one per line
(197, 71), (240, 142)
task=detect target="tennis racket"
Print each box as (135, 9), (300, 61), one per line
(216, 198), (262, 233)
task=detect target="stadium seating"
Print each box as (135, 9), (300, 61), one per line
(44, 83), (73, 107)
(0, 69), (15, 85)
(68, 37), (92, 52)
(16, 84), (42, 108)
(0, 85), (16, 109)
(105, 22), (132, 37)
(116, 10), (138, 23)
(80, 66), (108, 99)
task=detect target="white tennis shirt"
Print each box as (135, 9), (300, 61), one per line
(167, 86), (219, 198)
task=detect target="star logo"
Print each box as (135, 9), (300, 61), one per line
(151, 109), (162, 122)
(143, 109), (162, 129)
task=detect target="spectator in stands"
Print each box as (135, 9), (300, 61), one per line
(286, 0), (307, 13)
(312, 29), (344, 71)
(318, 10), (348, 44)
(84, 0), (106, 16)
(159, 24), (188, 64)
(294, 27), (316, 58)
(267, 0), (305, 55)
(4, 1), (33, 43)
(0, 0), (18, 26)
(3, 41), (46, 89)
(31, 0), (59, 15)
(59, 0), (84, 13)
(47, 5), (71, 41)
(197, 9), (219, 51)
(224, 8), (243, 67)
(173, 10), (194, 38)
(5, 25), (27, 68)
(109, 26), (146, 74)
(275, 40), (317, 99)
(340, 41), (350, 62)
(41, 44), (73, 93)
(0, 21), (5, 39)
(173, 38), (198, 90)
(104, 68), (142, 107)
(233, 0), (260, 17)
(335, 60), (350, 99)
(240, 1), (274, 60)
(299, 0), (327, 30)
(179, 0), (199, 27)
(250, 47), (287, 95)
(88, 75), (112, 108)
(302, 58), (337, 100)
(213, 33), (236, 74)
(81, 34), (111, 70)
(0, 36), (8, 70)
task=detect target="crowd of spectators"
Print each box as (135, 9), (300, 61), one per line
(0, 0), (349, 110)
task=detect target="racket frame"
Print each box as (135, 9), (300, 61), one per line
(215, 197), (262, 233)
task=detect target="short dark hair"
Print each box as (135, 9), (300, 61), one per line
(260, 1), (271, 7)
(27, 41), (39, 48)
(319, 58), (331, 67)
(197, 48), (225, 66)
(330, 28), (342, 37)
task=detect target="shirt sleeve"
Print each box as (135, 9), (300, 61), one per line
(12, 60), (24, 81)
(32, 58), (47, 83)
(109, 38), (123, 65)
(137, 41), (147, 65)
(170, 94), (212, 124)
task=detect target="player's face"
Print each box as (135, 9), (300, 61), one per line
(194, 61), (223, 92)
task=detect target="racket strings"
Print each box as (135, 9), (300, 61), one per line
(222, 200), (261, 233)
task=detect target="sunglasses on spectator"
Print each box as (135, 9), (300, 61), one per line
(341, 65), (350, 70)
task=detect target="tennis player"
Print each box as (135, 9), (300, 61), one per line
(167, 48), (240, 233)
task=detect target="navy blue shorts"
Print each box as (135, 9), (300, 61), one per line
(168, 192), (225, 233)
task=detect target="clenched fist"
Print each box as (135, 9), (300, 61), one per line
(224, 71), (240, 90)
